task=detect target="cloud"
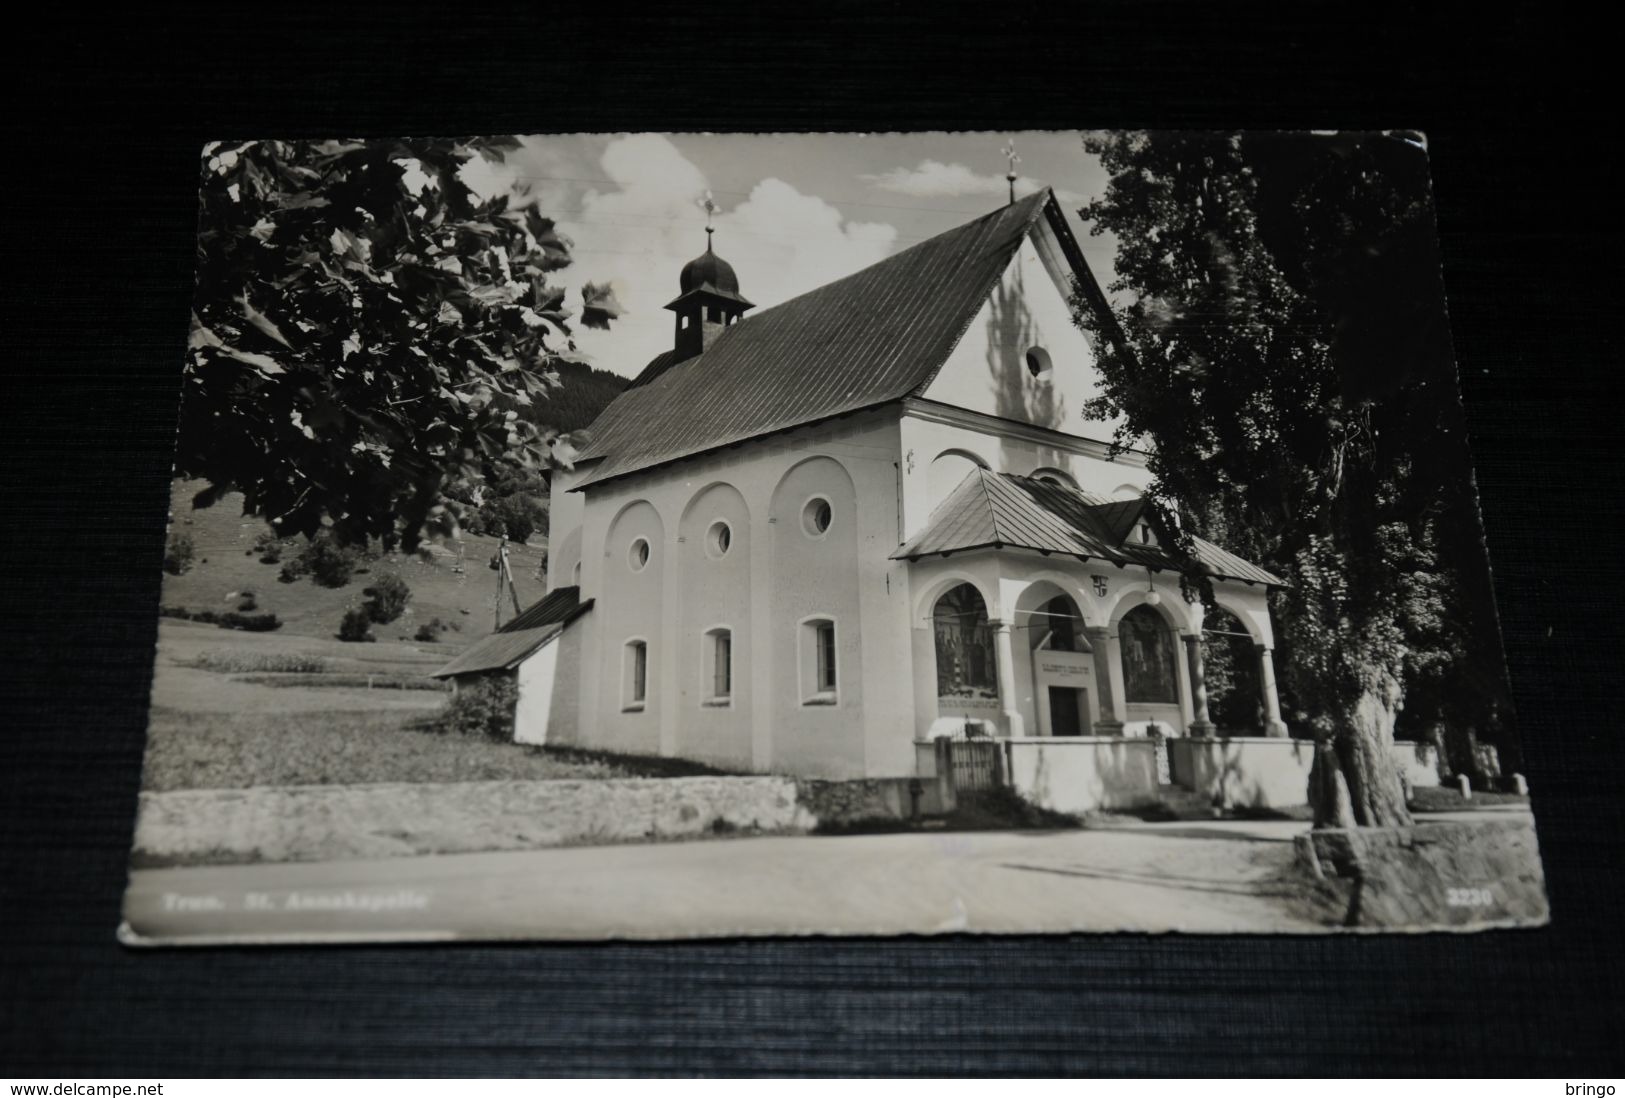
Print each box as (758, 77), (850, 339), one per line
(493, 135), (898, 378)
(863, 159), (1083, 205)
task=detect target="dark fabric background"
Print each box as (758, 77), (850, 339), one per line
(3, 3), (1622, 1076)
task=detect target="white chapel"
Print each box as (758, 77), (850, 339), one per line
(435, 189), (1289, 787)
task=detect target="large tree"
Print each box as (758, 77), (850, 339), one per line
(1073, 131), (1507, 827)
(180, 137), (622, 551)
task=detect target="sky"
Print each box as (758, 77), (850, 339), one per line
(456, 132), (1118, 378)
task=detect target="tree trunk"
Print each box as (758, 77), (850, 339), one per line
(1310, 679), (1413, 829)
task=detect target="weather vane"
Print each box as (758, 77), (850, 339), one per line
(698, 189), (719, 246)
(1001, 139), (1021, 205)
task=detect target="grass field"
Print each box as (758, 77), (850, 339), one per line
(140, 706), (671, 792)
(144, 620), (714, 791)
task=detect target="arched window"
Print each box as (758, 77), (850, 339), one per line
(933, 584), (998, 701)
(1120, 605), (1177, 704)
(1031, 467), (1076, 489)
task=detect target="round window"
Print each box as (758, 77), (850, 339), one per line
(1025, 346), (1053, 380)
(802, 497), (833, 537)
(706, 520), (732, 559)
(628, 537), (651, 572)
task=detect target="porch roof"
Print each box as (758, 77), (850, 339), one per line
(891, 469), (1285, 587)
(430, 586), (594, 678)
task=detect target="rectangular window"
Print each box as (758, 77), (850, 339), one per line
(624, 640), (647, 709)
(711, 630), (731, 700)
(800, 617), (839, 705)
(817, 621), (836, 691)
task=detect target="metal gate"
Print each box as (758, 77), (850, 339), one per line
(947, 738), (1007, 796)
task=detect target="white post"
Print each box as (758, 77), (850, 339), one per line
(1257, 644), (1287, 737)
(1183, 634), (1214, 736)
(992, 620), (1024, 738)
(1104, 630), (1129, 731)
(1084, 626), (1124, 735)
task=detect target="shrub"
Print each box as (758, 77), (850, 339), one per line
(362, 574), (412, 624)
(414, 617), (449, 642)
(428, 675), (517, 741)
(162, 532), (195, 575)
(301, 533), (360, 588)
(338, 606), (376, 642)
(237, 595), (258, 612)
(159, 606), (279, 632)
(219, 611), (280, 632)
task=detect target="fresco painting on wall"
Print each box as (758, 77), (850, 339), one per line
(1121, 605), (1178, 704)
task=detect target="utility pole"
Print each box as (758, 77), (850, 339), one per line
(501, 540), (522, 617)
(492, 537), (522, 632)
(493, 537), (507, 632)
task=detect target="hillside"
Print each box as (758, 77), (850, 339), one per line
(160, 478), (549, 650)
(529, 359), (628, 436)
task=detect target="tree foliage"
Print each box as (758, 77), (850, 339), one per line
(162, 532), (195, 575)
(363, 573), (412, 624)
(180, 137), (615, 551)
(1073, 132), (1509, 826)
(338, 605), (376, 643)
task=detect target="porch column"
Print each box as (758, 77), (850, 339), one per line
(1257, 644), (1287, 737)
(992, 619), (1025, 738)
(1084, 626), (1124, 735)
(1183, 634), (1215, 737)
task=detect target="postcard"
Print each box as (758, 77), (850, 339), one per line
(120, 130), (1546, 944)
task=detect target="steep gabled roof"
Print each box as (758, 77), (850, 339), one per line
(893, 469), (1285, 587)
(429, 585), (594, 678)
(572, 191), (1058, 489)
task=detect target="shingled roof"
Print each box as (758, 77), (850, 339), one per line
(430, 585), (594, 679)
(893, 469), (1285, 587)
(572, 190), (1060, 488)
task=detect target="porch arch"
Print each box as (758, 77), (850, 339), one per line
(1202, 605), (1265, 733)
(1009, 569), (1104, 628)
(1014, 581), (1099, 737)
(911, 569), (1001, 624)
(1105, 582), (1195, 635)
(931, 583), (999, 704)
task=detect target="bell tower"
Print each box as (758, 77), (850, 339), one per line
(666, 194), (753, 361)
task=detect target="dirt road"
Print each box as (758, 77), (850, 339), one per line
(123, 818), (1337, 943)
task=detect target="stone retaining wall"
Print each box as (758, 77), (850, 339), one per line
(1296, 815), (1548, 929)
(795, 776), (951, 827)
(133, 777), (813, 867)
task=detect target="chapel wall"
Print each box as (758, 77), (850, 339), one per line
(569, 410), (916, 778)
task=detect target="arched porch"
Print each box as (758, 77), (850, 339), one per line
(906, 551), (1285, 742)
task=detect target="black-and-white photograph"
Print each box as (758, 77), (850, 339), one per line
(119, 130), (1547, 943)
